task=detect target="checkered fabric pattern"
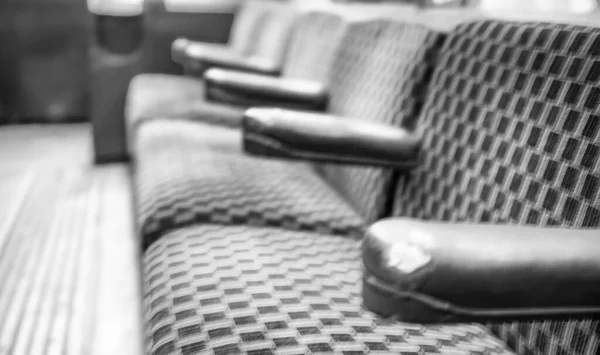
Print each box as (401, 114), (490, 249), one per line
(282, 12), (347, 82)
(392, 20), (600, 355)
(144, 225), (514, 355)
(134, 120), (365, 250)
(317, 20), (445, 223)
(132, 120), (242, 159)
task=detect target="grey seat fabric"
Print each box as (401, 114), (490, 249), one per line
(228, 0), (274, 56)
(126, 75), (206, 124)
(390, 20), (600, 355)
(133, 20), (444, 248)
(125, 75), (245, 153)
(134, 120), (365, 250)
(244, 5), (299, 75)
(279, 11), (348, 83)
(143, 225), (514, 355)
(315, 21), (444, 223)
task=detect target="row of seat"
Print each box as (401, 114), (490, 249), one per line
(124, 1), (600, 354)
(126, 0), (312, 136)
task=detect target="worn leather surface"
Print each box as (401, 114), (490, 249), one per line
(171, 37), (189, 64)
(363, 218), (600, 312)
(243, 108), (419, 168)
(204, 68), (327, 110)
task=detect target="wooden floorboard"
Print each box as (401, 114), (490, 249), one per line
(0, 124), (143, 355)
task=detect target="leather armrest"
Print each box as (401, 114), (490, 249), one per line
(204, 68), (328, 110)
(242, 108), (419, 168)
(181, 42), (281, 76)
(362, 218), (600, 323)
(171, 38), (231, 66)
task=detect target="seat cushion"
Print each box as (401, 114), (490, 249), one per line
(126, 74), (206, 127)
(134, 120), (366, 249)
(132, 119), (243, 158)
(143, 225), (514, 355)
(125, 74), (246, 152)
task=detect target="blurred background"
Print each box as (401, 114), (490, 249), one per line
(0, 0), (598, 126)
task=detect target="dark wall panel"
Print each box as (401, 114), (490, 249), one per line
(0, 0), (91, 123)
(0, 0), (18, 123)
(90, 11), (144, 163)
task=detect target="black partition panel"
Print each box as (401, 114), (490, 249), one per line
(90, 10), (144, 163)
(1, 0), (91, 123)
(0, 0), (17, 123)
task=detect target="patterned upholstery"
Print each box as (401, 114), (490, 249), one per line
(138, 18), (600, 355)
(245, 5), (298, 71)
(392, 20), (600, 355)
(124, 74), (245, 153)
(317, 21), (445, 223)
(228, 1), (272, 55)
(282, 12), (348, 82)
(144, 225), (514, 355)
(133, 19), (444, 247)
(134, 120), (365, 249)
(133, 120), (241, 158)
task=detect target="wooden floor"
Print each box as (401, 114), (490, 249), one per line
(0, 124), (143, 355)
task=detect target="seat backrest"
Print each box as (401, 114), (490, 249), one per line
(391, 19), (600, 355)
(228, 0), (272, 54)
(316, 19), (445, 223)
(247, 4), (299, 67)
(281, 11), (348, 82)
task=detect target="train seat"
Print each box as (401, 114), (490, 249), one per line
(132, 19), (443, 250)
(140, 18), (600, 355)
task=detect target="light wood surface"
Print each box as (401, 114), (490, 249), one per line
(0, 124), (143, 355)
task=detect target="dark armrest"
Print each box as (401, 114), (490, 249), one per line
(171, 38), (232, 66)
(181, 42), (281, 76)
(242, 108), (419, 168)
(362, 218), (600, 323)
(204, 68), (328, 110)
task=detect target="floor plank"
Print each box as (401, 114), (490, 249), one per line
(0, 124), (143, 355)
